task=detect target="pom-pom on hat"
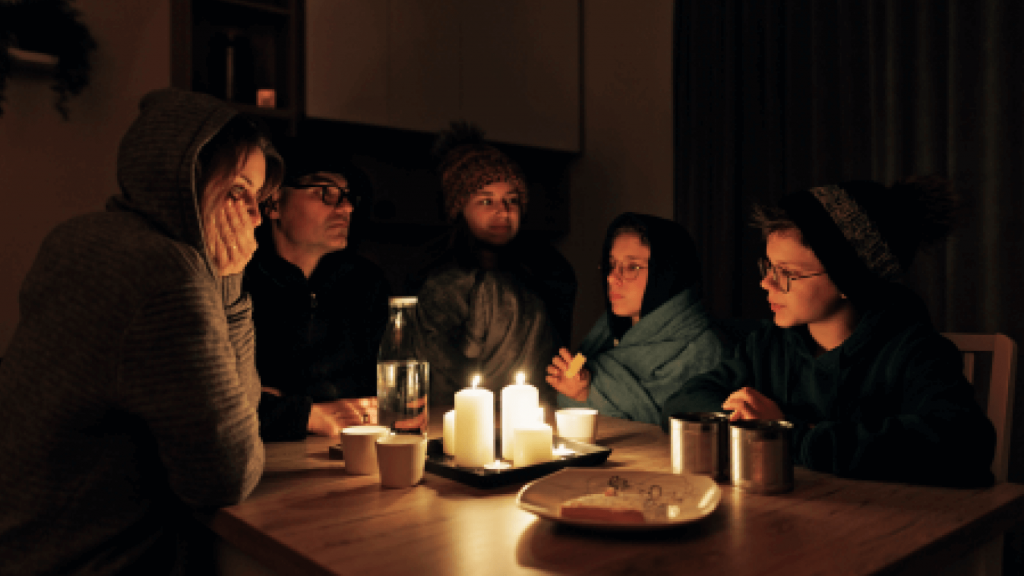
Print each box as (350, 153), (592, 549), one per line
(778, 177), (954, 304)
(434, 121), (527, 222)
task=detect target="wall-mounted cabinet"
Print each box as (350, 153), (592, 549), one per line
(171, 0), (304, 137)
(306, 0), (580, 152)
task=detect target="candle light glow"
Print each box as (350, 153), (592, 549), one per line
(501, 370), (540, 460)
(553, 443), (575, 457)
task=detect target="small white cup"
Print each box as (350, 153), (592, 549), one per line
(376, 435), (428, 488)
(555, 408), (599, 444)
(341, 426), (390, 475)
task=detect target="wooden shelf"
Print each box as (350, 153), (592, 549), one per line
(230, 103), (295, 119)
(171, 0), (304, 138)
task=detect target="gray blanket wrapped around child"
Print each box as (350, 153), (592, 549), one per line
(415, 266), (558, 409)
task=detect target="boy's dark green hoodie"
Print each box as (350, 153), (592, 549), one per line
(662, 284), (996, 488)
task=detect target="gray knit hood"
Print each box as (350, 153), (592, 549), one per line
(107, 88), (239, 276)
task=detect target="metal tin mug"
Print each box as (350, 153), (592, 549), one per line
(729, 419), (794, 494)
(669, 412), (730, 481)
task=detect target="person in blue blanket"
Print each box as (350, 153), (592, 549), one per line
(661, 177), (996, 487)
(547, 213), (731, 425)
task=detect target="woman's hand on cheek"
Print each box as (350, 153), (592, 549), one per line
(545, 347), (591, 402)
(723, 387), (785, 421)
(207, 199), (258, 277)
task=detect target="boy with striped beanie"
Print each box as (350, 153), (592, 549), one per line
(662, 177), (996, 488)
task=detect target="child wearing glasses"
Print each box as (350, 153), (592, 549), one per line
(662, 177), (996, 487)
(547, 213), (732, 425)
(244, 138), (391, 441)
(409, 122), (576, 410)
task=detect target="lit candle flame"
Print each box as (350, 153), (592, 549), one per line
(471, 374), (481, 389)
(515, 371), (526, 385)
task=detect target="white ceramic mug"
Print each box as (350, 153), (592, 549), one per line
(555, 408), (599, 444)
(375, 435), (427, 488)
(341, 426), (390, 475)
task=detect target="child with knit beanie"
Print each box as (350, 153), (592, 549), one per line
(662, 177), (996, 488)
(409, 122), (577, 411)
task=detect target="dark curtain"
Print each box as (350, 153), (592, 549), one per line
(674, 0), (1024, 569)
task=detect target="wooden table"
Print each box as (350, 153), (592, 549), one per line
(211, 416), (1024, 576)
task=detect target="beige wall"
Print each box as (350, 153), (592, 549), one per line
(0, 0), (170, 352)
(557, 0), (675, 348)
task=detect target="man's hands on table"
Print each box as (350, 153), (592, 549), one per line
(263, 387), (378, 437)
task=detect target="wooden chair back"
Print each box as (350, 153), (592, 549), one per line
(941, 333), (1017, 484)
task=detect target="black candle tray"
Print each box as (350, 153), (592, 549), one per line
(424, 436), (612, 489)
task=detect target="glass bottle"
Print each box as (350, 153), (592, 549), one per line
(377, 297), (429, 436)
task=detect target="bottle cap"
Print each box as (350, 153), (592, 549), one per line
(389, 296), (418, 306)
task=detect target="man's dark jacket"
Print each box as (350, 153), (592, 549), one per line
(244, 228), (391, 441)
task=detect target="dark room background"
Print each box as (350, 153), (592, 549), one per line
(672, 0), (1024, 567)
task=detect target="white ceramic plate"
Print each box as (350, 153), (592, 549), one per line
(516, 468), (721, 531)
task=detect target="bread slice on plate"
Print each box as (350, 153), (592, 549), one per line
(559, 490), (646, 523)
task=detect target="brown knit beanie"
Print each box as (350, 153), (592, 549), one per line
(436, 122), (527, 221)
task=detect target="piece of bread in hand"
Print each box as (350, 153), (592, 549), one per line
(564, 353), (587, 379)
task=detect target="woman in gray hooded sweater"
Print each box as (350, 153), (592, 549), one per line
(0, 88), (282, 574)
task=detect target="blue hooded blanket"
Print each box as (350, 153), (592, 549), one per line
(558, 213), (731, 424)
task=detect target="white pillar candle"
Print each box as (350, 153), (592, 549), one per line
(443, 410), (457, 456)
(454, 375), (494, 467)
(500, 371), (539, 460)
(513, 409), (553, 467)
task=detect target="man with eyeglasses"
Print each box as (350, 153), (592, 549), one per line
(244, 139), (391, 441)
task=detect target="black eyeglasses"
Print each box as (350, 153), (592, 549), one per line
(601, 262), (648, 282)
(757, 257), (826, 293)
(290, 182), (361, 208)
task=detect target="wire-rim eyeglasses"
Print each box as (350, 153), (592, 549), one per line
(757, 257), (826, 293)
